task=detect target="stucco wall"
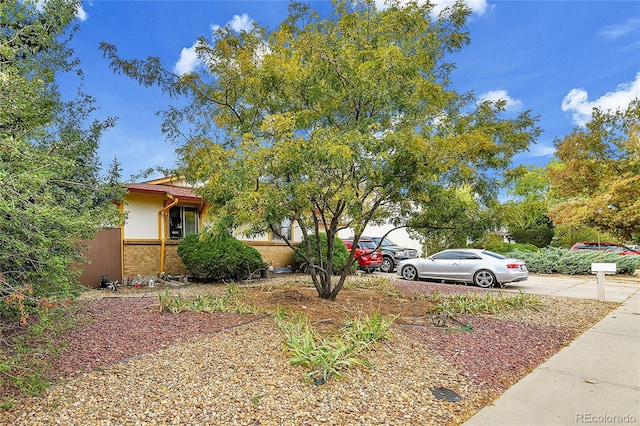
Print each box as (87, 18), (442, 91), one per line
(124, 193), (163, 240)
(234, 223), (303, 244)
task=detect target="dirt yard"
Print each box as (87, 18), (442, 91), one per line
(0, 274), (618, 425)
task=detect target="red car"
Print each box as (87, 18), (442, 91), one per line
(342, 239), (383, 273)
(570, 242), (640, 256)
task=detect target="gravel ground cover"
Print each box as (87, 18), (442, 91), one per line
(0, 276), (619, 425)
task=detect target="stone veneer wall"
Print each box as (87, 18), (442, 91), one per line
(123, 239), (298, 278)
(123, 240), (186, 278)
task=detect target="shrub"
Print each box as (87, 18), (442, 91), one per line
(550, 224), (618, 248)
(509, 227), (554, 248)
(506, 247), (639, 275)
(177, 233), (264, 282)
(294, 233), (350, 275)
(471, 240), (538, 255)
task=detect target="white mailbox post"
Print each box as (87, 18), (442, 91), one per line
(591, 263), (617, 301)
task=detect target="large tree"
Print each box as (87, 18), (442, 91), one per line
(102, 0), (539, 299)
(548, 99), (640, 241)
(500, 165), (554, 247)
(410, 185), (501, 255)
(1, 0), (123, 303)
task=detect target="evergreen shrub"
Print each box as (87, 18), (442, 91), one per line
(294, 233), (350, 275)
(472, 240), (538, 254)
(177, 233), (264, 282)
(509, 227), (554, 248)
(506, 247), (639, 275)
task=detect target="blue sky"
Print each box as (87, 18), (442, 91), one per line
(60, 0), (640, 181)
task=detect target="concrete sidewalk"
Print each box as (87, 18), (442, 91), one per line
(464, 289), (640, 426)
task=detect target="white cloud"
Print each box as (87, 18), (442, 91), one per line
(173, 42), (202, 75)
(598, 18), (640, 40)
(561, 72), (640, 126)
(529, 142), (555, 158)
(176, 14), (259, 75)
(431, 0), (489, 17)
(33, 0), (88, 21)
(375, 0), (490, 16)
(211, 13), (254, 34)
(478, 89), (523, 112)
(75, 3), (88, 21)
(173, 13), (253, 75)
(513, 141), (554, 162)
(229, 13), (254, 33)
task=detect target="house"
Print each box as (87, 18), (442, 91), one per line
(79, 177), (299, 287)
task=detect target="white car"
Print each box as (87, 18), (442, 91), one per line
(396, 249), (528, 288)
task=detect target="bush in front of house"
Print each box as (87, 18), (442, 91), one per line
(294, 233), (351, 275)
(177, 233), (264, 282)
(506, 247), (639, 275)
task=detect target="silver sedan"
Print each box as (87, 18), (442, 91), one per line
(396, 249), (528, 288)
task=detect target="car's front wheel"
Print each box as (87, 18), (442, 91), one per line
(381, 257), (394, 273)
(401, 265), (418, 281)
(473, 270), (496, 288)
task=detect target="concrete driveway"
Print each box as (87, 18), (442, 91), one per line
(497, 273), (640, 302)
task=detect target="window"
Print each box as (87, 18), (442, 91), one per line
(380, 238), (396, 247)
(460, 252), (482, 260)
(271, 218), (293, 242)
(482, 250), (506, 260)
(433, 251), (462, 260)
(358, 241), (378, 251)
(169, 206), (198, 240)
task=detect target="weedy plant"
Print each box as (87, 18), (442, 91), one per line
(157, 284), (257, 314)
(417, 290), (543, 330)
(343, 275), (401, 296)
(342, 311), (397, 343)
(425, 291), (543, 316)
(274, 307), (394, 385)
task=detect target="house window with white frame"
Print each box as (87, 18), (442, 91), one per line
(271, 217), (293, 242)
(169, 205), (198, 240)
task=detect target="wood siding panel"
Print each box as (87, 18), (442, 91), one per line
(79, 229), (122, 288)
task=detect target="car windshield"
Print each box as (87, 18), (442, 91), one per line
(482, 250), (506, 260)
(359, 241), (378, 250)
(367, 237), (397, 247)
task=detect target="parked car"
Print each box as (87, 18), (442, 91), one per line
(342, 239), (383, 273)
(396, 248), (528, 288)
(362, 236), (419, 273)
(570, 242), (640, 256)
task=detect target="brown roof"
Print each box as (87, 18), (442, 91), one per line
(126, 183), (204, 202)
